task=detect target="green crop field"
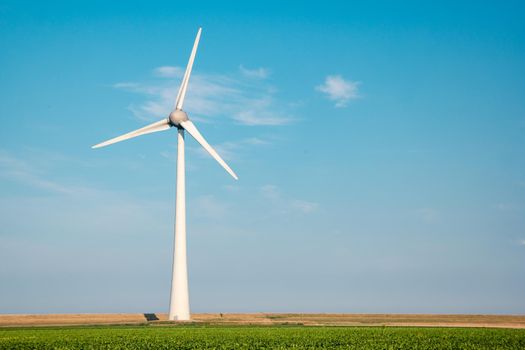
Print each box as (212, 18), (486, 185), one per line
(1, 325), (524, 349)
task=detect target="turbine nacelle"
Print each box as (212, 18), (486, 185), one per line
(169, 109), (189, 126)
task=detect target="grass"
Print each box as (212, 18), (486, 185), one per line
(1, 325), (525, 349)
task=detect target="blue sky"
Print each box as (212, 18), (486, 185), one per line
(1, 0), (524, 314)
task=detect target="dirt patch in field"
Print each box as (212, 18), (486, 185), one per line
(1, 313), (524, 329)
(0, 314), (146, 327)
(191, 313), (525, 329)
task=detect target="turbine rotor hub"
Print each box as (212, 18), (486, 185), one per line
(169, 109), (189, 126)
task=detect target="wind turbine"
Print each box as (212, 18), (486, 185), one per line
(92, 28), (238, 321)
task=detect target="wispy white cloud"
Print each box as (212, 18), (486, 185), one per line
(316, 75), (360, 108)
(243, 137), (269, 145)
(154, 66), (184, 78)
(233, 110), (292, 126)
(239, 65), (270, 79)
(519, 239), (525, 246)
(260, 184), (319, 214)
(113, 82), (141, 90)
(291, 199), (319, 214)
(114, 66), (293, 126)
(0, 150), (92, 196)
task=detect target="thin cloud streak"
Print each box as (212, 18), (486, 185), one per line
(260, 184), (319, 214)
(0, 150), (92, 196)
(154, 66), (184, 78)
(114, 66), (294, 126)
(291, 199), (319, 213)
(239, 65), (270, 79)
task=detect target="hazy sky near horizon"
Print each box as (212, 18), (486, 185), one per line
(1, 1), (524, 314)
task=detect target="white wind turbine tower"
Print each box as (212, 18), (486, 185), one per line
(92, 28), (238, 321)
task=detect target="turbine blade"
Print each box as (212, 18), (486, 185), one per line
(175, 28), (202, 111)
(180, 120), (238, 180)
(92, 119), (171, 149)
